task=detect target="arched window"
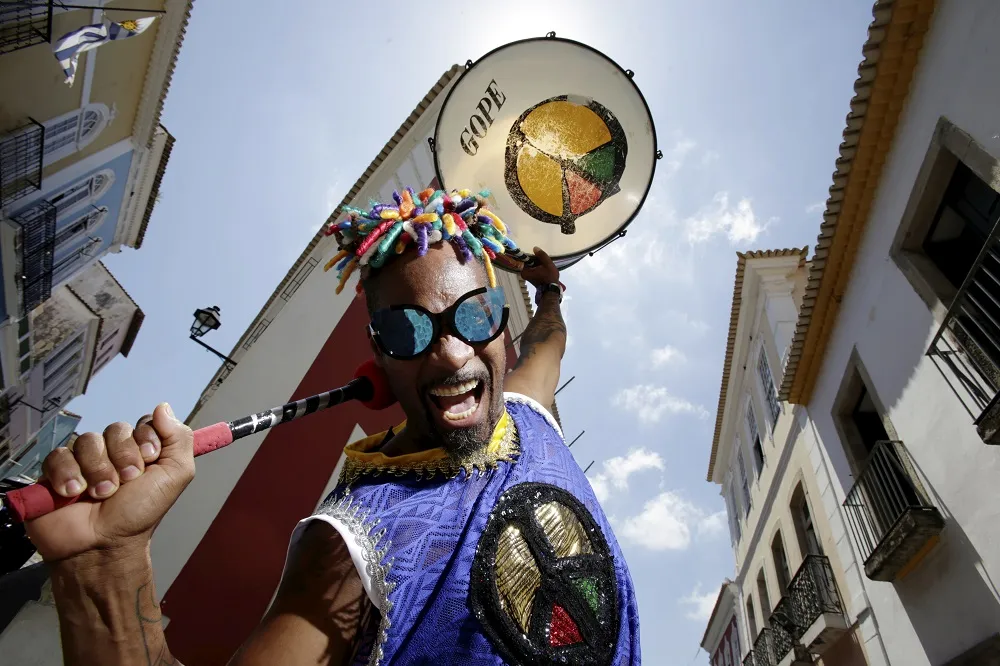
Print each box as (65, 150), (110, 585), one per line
(771, 531), (792, 596)
(55, 206), (107, 248)
(790, 482), (824, 560)
(47, 168), (114, 219)
(41, 104), (112, 164)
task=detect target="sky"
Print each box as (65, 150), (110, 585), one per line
(69, 0), (876, 662)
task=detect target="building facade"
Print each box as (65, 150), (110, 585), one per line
(707, 1), (1000, 665)
(701, 581), (745, 666)
(707, 249), (872, 666)
(777, 0), (1000, 663)
(0, 0), (188, 471)
(0, 260), (143, 478)
(145, 66), (549, 665)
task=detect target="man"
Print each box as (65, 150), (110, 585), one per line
(25, 188), (640, 665)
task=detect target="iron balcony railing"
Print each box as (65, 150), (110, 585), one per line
(742, 651), (755, 666)
(768, 597), (798, 662)
(12, 199), (56, 313)
(927, 217), (1000, 423)
(0, 1), (53, 56)
(842, 440), (930, 567)
(784, 555), (843, 637)
(752, 628), (781, 666)
(0, 119), (45, 206)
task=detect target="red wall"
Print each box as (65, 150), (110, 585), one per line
(711, 616), (741, 666)
(162, 291), (519, 665)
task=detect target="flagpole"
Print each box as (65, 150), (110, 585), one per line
(8, 2), (166, 12)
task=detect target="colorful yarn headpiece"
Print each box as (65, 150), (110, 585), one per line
(323, 187), (525, 294)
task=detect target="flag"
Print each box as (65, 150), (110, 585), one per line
(52, 17), (157, 86)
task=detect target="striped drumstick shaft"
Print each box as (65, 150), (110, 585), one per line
(5, 377), (374, 522)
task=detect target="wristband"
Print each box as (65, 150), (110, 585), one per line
(534, 282), (565, 307)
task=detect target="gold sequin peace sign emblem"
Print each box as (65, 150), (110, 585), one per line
(470, 483), (619, 665)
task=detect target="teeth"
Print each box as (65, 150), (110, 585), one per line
(443, 405), (478, 421)
(429, 379), (479, 397)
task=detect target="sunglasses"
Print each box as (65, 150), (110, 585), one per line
(369, 286), (510, 360)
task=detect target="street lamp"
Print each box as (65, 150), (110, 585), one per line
(189, 306), (236, 367)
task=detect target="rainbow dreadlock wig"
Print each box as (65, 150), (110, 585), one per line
(323, 188), (527, 295)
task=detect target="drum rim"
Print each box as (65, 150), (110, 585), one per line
(431, 35), (659, 267)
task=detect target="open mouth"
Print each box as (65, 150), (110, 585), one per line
(427, 379), (486, 426)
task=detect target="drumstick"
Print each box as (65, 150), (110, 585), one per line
(4, 361), (394, 523)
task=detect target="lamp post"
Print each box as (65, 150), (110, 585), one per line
(189, 306), (237, 368)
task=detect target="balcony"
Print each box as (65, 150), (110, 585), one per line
(782, 556), (847, 655)
(0, 1), (52, 56)
(0, 119), (45, 206)
(843, 441), (944, 581)
(11, 199), (56, 313)
(926, 220), (1000, 443)
(743, 651), (755, 666)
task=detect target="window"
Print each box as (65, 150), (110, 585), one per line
(790, 483), (823, 558)
(55, 206), (107, 248)
(41, 104), (111, 164)
(281, 257), (319, 301)
(44, 349), (82, 387)
(53, 236), (102, 283)
(46, 169), (114, 219)
(737, 452), (751, 516)
(727, 485), (742, 542)
(747, 403), (764, 474)
(771, 531), (792, 596)
(746, 596), (758, 640)
(730, 630), (740, 665)
(100, 328), (120, 350)
(756, 569), (771, 623)
(757, 350), (780, 424)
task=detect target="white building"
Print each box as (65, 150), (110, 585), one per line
(707, 249), (870, 666)
(0, 261), (143, 477)
(707, 1), (1000, 664)
(776, 0), (1000, 663)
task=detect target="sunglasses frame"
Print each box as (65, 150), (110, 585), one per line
(369, 286), (510, 360)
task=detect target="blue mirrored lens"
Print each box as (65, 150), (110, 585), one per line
(373, 307), (434, 356)
(454, 287), (506, 342)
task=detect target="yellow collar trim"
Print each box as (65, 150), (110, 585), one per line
(339, 410), (518, 486)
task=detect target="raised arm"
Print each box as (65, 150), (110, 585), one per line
(504, 248), (567, 408)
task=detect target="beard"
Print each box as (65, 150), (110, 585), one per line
(437, 385), (504, 459)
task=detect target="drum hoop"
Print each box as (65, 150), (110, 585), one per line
(431, 35), (660, 265)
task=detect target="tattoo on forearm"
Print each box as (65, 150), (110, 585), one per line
(137, 581), (178, 665)
(514, 299), (567, 369)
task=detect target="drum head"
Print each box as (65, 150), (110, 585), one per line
(433, 36), (658, 271)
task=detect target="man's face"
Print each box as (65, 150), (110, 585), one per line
(367, 245), (507, 456)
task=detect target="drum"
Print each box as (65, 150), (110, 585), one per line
(433, 35), (659, 271)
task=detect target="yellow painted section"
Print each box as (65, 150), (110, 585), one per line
(517, 147), (563, 216)
(895, 533), (940, 581)
(785, 0), (936, 405)
(521, 101), (610, 158)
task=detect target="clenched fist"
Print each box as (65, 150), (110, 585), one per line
(25, 403), (195, 563)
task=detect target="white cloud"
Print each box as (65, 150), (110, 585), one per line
(613, 385), (710, 423)
(651, 345), (686, 367)
(620, 491), (700, 550)
(679, 583), (718, 621)
(684, 192), (769, 245)
(697, 510), (727, 538)
(805, 200), (826, 214)
(588, 448), (664, 503)
(701, 150), (720, 167)
(664, 310), (710, 334)
(661, 137), (697, 179)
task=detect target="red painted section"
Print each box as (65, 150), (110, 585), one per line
(162, 293), (405, 665)
(710, 616), (741, 666)
(161, 296), (521, 665)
